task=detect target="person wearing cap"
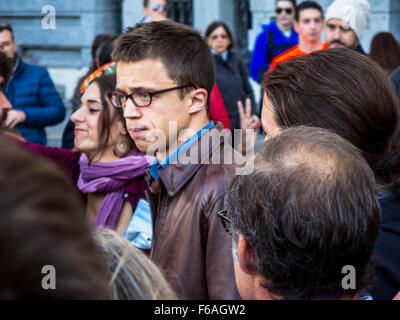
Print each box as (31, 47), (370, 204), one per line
(0, 23), (65, 145)
(325, 0), (371, 53)
(269, 1), (327, 71)
(141, 0), (169, 23)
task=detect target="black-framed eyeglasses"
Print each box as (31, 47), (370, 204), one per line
(275, 8), (293, 15)
(217, 209), (232, 235)
(108, 84), (194, 109)
(151, 4), (167, 11)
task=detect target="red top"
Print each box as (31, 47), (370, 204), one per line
(209, 83), (231, 130)
(269, 42), (329, 71)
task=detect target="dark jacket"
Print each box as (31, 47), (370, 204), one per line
(5, 57), (65, 145)
(145, 122), (242, 300)
(372, 191), (400, 300)
(214, 50), (256, 131)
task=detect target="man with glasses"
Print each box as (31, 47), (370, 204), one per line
(111, 20), (242, 300)
(141, 0), (169, 22)
(222, 126), (379, 300)
(0, 23), (65, 145)
(249, 0), (298, 84)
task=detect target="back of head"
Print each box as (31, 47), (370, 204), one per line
(326, 0), (371, 42)
(95, 228), (177, 300)
(0, 135), (110, 299)
(112, 20), (215, 108)
(264, 48), (399, 182)
(0, 51), (12, 83)
(369, 32), (400, 75)
(227, 126), (380, 299)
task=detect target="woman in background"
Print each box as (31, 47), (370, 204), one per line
(205, 21), (256, 133)
(369, 32), (400, 75)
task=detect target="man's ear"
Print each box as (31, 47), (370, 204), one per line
(237, 234), (256, 276)
(188, 88), (208, 115)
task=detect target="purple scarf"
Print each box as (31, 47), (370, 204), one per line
(77, 151), (152, 230)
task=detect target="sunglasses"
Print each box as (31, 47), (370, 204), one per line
(210, 34), (228, 40)
(151, 4), (167, 11)
(217, 209), (232, 235)
(275, 8), (293, 15)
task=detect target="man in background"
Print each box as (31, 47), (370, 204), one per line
(249, 0), (298, 84)
(270, 1), (326, 70)
(141, 0), (169, 22)
(0, 23), (65, 145)
(325, 0), (371, 54)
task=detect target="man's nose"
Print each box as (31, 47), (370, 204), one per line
(123, 98), (142, 119)
(0, 91), (12, 110)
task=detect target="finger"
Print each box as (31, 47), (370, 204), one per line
(6, 118), (16, 129)
(245, 98), (252, 118)
(237, 100), (245, 121)
(251, 115), (261, 128)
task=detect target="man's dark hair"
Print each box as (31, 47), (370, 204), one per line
(263, 48), (399, 185)
(0, 135), (110, 299)
(205, 21), (235, 50)
(295, 1), (324, 21)
(226, 126), (380, 299)
(112, 20), (215, 110)
(0, 51), (12, 83)
(0, 22), (14, 40)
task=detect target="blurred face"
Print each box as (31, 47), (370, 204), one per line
(0, 30), (17, 60)
(294, 9), (324, 44)
(261, 93), (281, 140)
(0, 75), (12, 127)
(143, 0), (168, 20)
(207, 26), (231, 55)
(275, 1), (295, 27)
(116, 59), (191, 159)
(71, 82), (123, 161)
(326, 18), (359, 49)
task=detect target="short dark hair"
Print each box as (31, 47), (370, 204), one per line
(0, 22), (14, 40)
(112, 20), (215, 110)
(227, 126), (380, 299)
(205, 21), (235, 50)
(0, 135), (110, 299)
(0, 51), (12, 83)
(295, 1), (324, 21)
(263, 48), (399, 184)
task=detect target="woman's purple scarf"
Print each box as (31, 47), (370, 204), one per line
(77, 151), (152, 230)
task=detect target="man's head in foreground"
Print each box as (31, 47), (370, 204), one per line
(112, 20), (215, 160)
(0, 50), (12, 127)
(225, 126), (380, 300)
(326, 0), (371, 50)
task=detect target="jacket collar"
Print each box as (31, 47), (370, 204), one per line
(145, 122), (230, 197)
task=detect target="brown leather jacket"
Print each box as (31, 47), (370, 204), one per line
(145, 122), (242, 300)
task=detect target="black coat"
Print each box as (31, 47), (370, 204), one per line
(213, 50), (256, 131)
